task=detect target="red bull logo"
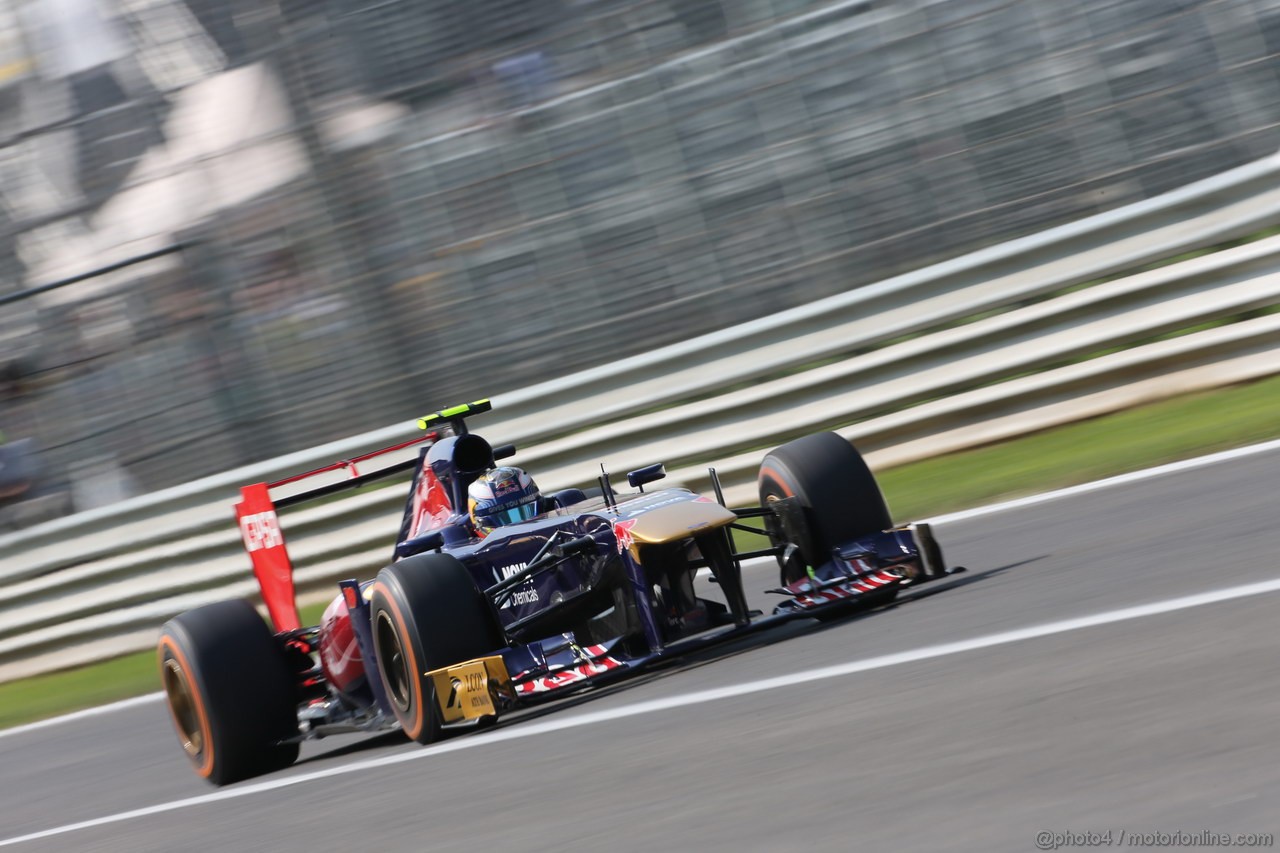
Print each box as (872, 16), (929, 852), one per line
(613, 518), (638, 553)
(491, 476), (521, 497)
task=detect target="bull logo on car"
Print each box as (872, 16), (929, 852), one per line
(613, 518), (638, 553)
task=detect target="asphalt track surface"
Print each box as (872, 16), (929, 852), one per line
(3, 444), (1280, 852)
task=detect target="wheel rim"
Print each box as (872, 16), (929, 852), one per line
(162, 658), (203, 757)
(762, 491), (786, 548)
(374, 610), (412, 712)
(763, 490), (808, 583)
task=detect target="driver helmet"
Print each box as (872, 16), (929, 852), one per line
(467, 466), (540, 534)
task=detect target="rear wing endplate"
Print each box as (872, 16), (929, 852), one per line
(234, 432), (440, 633)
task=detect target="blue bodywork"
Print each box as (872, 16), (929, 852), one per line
(380, 419), (948, 707)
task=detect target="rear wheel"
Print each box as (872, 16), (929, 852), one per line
(759, 432), (891, 583)
(158, 599), (300, 785)
(370, 553), (504, 744)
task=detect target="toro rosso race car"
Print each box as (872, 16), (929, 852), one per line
(158, 400), (962, 784)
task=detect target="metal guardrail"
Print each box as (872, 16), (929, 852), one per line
(2, 150), (1279, 682)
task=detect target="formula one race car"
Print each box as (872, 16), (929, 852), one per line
(158, 400), (961, 784)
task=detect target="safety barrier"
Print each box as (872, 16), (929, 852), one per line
(2, 150), (1279, 681)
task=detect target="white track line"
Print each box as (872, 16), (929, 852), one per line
(0, 693), (163, 741)
(5, 437), (1279, 741)
(925, 437), (1280, 525)
(5, 574), (1280, 848)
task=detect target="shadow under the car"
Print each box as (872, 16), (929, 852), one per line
(893, 556), (1045, 605)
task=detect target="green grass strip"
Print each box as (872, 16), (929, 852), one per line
(3, 374), (1279, 730)
(882, 373), (1280, 521)
(0, 651), (163, 731)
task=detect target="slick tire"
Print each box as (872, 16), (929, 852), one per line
(158, 599), (300, 785)
(758, 432), (892, 583)
(370, 553), (505, 745)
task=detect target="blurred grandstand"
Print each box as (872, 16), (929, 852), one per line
(0, 0), (1278, 525)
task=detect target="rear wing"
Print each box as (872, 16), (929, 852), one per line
(234, 432), (440, 633)
(234, 400), (494, 633)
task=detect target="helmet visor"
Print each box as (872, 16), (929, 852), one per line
(479, 499), (539, 529)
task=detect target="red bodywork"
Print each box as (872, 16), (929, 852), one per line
(318, 593), (365, 694)
(234, 482), (300, 632)
(404, 456), (452, 540)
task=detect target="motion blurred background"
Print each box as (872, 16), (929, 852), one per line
(0, 0), (1278, 524)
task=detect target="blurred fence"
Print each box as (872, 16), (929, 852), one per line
(1, 149), (1278, 682)
(1, 0), (1279, 527)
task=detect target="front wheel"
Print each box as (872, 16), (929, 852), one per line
(369, 553), (505, 744)
(157, 599), (300, 785)
(759, 432), (891, 583)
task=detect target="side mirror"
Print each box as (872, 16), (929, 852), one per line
(493, 444), (517, 461)
(394, 529), (444, 559)
(627, 463), (666, 490)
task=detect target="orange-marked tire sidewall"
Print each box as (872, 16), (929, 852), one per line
(758, 465), (795, 498)
(157, 635), (216, 779)
(371, 580), (427, 741)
